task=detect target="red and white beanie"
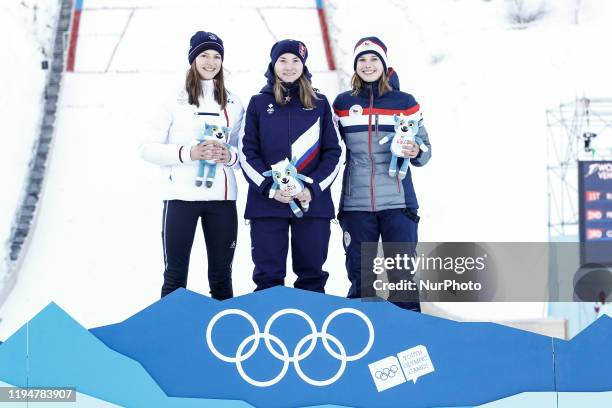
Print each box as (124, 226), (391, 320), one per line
(353, 36), (388, 72)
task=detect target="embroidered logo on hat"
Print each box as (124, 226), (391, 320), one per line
(298, 42), (306, 59)
(188, 31), (224, 65)
(352, 36), (389, 72)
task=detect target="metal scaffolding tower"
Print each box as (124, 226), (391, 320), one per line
(547, 97), (612, 238)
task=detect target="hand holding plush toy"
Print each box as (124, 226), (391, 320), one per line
(195, 123), (231, 188)
(263, 158), (313, 218)
(378, 112), (429, 179)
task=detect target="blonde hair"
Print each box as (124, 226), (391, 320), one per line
(273, 74), (319, 109)
(185, 61), (228, 108)
(350, 70), (392, 97)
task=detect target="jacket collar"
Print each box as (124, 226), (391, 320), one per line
(357, 67), (400, 98)
(201, 79), (215, 98)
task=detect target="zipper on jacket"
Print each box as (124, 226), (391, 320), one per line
(223, 106), (230, 200)
(288, 109), (292, 158)
(375, 112), (381, 199)
(368, 85), (376, 211)
(223, 107), (229, 127)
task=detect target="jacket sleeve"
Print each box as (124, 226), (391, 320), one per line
(332, 96), (346, 141)
(239, 97), (273, 195)
(307, 96), (342, 199)
(410, 124), (431, 167)
(139, 101), (197, 166)
(225, 98), (244, 170)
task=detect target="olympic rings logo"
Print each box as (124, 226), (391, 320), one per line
(206, 308), (374, 387)
(374, 365), (399, 381)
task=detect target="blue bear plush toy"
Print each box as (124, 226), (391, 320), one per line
(195, 123), (231, 188)
(263, 158), (313, 218)
(378, 112), (429, 179)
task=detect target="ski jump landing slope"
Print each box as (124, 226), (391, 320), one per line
(3, 0), (575, 340)
(0, 0), (343, 340)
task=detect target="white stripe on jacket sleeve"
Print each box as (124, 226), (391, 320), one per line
(238, 110), (265, 186)
(319, 126), (342, 191)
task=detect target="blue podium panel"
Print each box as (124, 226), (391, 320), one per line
(554, 315), (612, 391)
(4, 287), (610, 407)
(0, 303), (251, 408)
(91, 287), (555, 408)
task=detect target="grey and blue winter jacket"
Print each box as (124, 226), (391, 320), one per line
(332, 69), (431, 212)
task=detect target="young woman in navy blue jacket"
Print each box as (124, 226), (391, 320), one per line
(333, 37), (432, 311)
(239, 39), (342, 292)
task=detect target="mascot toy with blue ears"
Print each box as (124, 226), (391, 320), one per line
(195, 122), (231, 188)
(378, 112), (429, 179)
(263, 157), (313, 218)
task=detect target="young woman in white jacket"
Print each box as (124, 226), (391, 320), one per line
(140, 31), (244, 299)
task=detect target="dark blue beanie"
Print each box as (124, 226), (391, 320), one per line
(188, 31), (224, 65)
(270, 39), (308, 66)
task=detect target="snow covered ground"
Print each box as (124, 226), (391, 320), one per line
(2, 0), (612, 339)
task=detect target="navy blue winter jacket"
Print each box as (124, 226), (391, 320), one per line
(333, 69), (431, 212)
(239, 66), (342, 219)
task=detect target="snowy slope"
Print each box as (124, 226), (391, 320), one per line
(2, 0), (612, 339)
(0, 0), (345, 339)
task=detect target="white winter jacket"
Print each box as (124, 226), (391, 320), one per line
(140, 80), (244, 201)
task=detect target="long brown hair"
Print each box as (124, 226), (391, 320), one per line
(273, 74), (319, 109)
(185, 62), (228, 108)
(350, 70), (392, 97)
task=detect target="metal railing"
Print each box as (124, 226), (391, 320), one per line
(0, 0), (74, 310)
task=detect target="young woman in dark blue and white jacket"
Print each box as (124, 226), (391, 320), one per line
(333, 37), (432, 311)
(140, 31), (244, 299)
(240, 39), (342, 293)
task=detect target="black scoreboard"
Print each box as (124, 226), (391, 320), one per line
(579, 160), (612, 265)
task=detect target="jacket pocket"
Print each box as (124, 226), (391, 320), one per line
(345, 166), (352, 196)
(401, 208), (420, 224)
(375, 113), (379, 140)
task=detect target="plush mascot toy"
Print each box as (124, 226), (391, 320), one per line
(378, 112), (429, 179)
(195, 123), (231, 188)
(263, 158), (313, 218)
